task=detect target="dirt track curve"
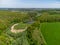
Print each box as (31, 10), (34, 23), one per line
(11, 23), (27, 33)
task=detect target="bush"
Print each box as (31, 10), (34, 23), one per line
(26, 21), (44, 45)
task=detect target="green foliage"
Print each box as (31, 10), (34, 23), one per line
(0, 33), (14, 45)
(0, 21), (7, 30)
(26, 21), (45, 45)
(1, 9), (60, 45)
(37, 14), (60, 22)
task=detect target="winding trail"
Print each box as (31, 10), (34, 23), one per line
(11, 23), (27, 33)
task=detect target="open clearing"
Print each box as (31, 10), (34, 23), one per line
(40, 22), (60, 45)
(11, 23), (27, 33)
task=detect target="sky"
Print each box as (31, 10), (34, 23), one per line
(0, 0), (60, 8)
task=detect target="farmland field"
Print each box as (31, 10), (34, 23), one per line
(40, 22), (60, 45)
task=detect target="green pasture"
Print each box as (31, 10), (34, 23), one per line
(40, 22), (60, 45)
(14, 22), (30, 30)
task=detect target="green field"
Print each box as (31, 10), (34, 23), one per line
(14, 22), (31, 30)
(14, 22), (27, 30)
(40, 22), (60, 45)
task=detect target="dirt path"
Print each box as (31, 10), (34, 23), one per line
(11, 23), (27, 33)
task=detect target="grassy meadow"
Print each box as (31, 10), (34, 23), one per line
(14, 22), (27, 30)
(40, 22), (60, 45)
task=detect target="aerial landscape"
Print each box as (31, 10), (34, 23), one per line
(0, 0), (60, 45)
